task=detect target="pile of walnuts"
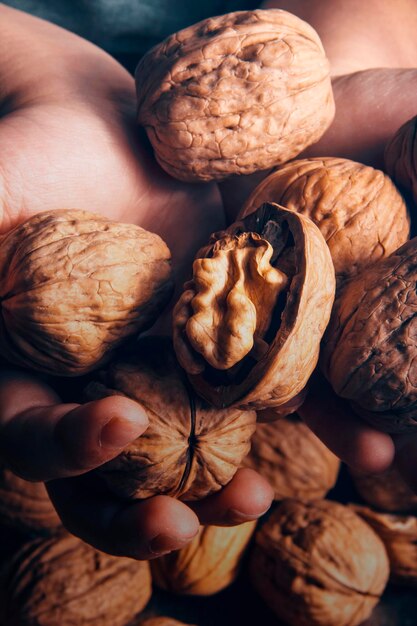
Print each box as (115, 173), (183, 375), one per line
(1, 7), (417, 626)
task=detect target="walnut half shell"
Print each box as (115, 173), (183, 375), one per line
(173, 203), (335, 410)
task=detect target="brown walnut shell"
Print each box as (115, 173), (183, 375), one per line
(173, 203), (335, 410)
(0, 209), (173, 376)
(151, 521), (256, 596)
(242, 157), (410, 284)
(0, 466), (61, 535)
(0, 533), (152, 626)
(138, 619), (196, 626)
(85, 337), (256, 501)
(322, 237), (417, 432)
(350, 466), (417, 513)
(385, 115), (417, 206)
(249, 499), (389, 626)
(136, 9), (334, 182)
(243, 416), (340, 501)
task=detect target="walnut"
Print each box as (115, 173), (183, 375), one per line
(353, 504), (417, 588)
(243, 416), (340, 500)
(385, 115), (417, 205)
(350, 466), (417, 513)
(242, 157), (410, 284)
(322, 237), (417, 432)
(0, 209), (173, 376)
(249, 499), (389, 626)
(135, 9), (334, 182)
(0, 466), (61, 535)
(85, 337), (256, 500)
(151, 521), (256, 596)
(138, 619), (196, 626)
(0, 533), (152, 626)
(173, 203), (335, 410)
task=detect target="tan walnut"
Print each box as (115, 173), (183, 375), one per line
(350, 466), (417, 513)
(249, 499), (389, 626)
(354, 504), (417, 588)
(385, 115), (417, 205)
(243, 416), (340, 501)
(0, 466), (61, 535)
(136, 9), (334, 182)
(173, 203), (335, 410)
(242, 157), (410, 284)
(151, 521), (256, 595)
(0, 533), (152, 626)
(85, 337), (256, 500)
(322, 237), (417, 433)
(0, 209), (173, 376)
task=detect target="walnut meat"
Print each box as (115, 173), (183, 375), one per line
(243, 416), (340, 500)
(242, 157), (410, 283)
(350, 467), (417, 513)
(0, 466), (61, 535)
(173, 203), (335, 410)
(85, 337), (256, 500)
(151, 521), (256, 596)
(136, 9), (334, 182)
(249, 500), (389, 626)
(0, 533), (152, 626)
(385, 115), (417, 205)
(0, 209), (173, 376)
(322, 237), (417, 432)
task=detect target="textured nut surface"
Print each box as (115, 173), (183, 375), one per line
(86, 337), (256, 500)
(0, 466), (61, 534)
(250, 499), (389, 626)
(136, 9), (334, 182)
(243, 416), (340, 500)
(350, 467), (417, 513)
(151, 521), (256, 595)
(0, 209), (173, 376)
(1, 533), (152, 626)
(385, 115), (417, 204)
(173, 203), (335, 410)
(242, 157), (410, 283)
(322, 237), (417, 432)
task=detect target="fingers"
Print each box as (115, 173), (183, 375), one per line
(0, 371), (148, 481)
(188, 468), (274, 526)
(393, 434), (417, 493)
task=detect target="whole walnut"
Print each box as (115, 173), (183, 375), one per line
(353, 504), (417, 588)
(322, 237), (417, 432)
(243, 416), (340, 501)
(151, 521), (256, 596)
(249, 499), (389, 626)
(0, 466), (61, 535)
(136, 9), (334, 182)
(241, 157), (410, 284)
(0, 533), (152, 626)
(0, 209), (173, 376)
(138, 619), (196, 626)
(173, 203), (335, 410)
(385, 115), (417, 206)
(350, 466), (417, 513)
(85, 337), (256, 500)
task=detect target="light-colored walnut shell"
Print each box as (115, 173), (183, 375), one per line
(242, 157), (410, 284)
(243, 416), (339, 500)
(0, 209), (173, 376)
(85, 337), (256, 501)
(385, 115), (417, 205)
(0, 533), (152, 626)
(173, 203), (335, 410)
(350, 466), (417, 513)
(136, 9), (334, 182)
(151, 521), (256, 596)
(249, 499), (389, 626)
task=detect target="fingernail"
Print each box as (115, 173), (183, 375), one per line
(226, 506), (271, 524)
(149, 532), (198, 556)
(100, 413), (148, 449)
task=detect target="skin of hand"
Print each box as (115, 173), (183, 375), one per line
(0, 5), (274, 560)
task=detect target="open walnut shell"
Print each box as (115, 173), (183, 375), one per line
(242, 157), (410, 284)
(249, 499), (389, 626)
(173, 203), (335, 410)
(136, 9), (334, 182)
(350, 466), (417, 514)
(85, 337), (256, 501)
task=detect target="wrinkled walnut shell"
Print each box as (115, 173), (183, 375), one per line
(242, 157), (410, 284)
(322, 237), (417, 432)
(173, 203), (335, 410)
(136, 9), (334, 182)
(85, 337), (256, 500)
(0, 209), (173, 376)
(249, 499), (389, 626)
(243, 416), (340, 500)
(151, 521), (256, 595)
(350, 466), (417, 513)
(385, 115), (417, 206)
(1, 533), (152, 626)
